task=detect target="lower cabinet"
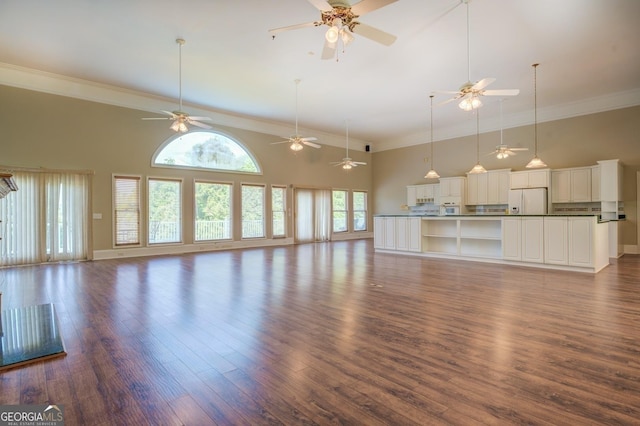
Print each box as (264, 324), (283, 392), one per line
(396, 217), (421, 252)
(374, 216), (420, 252)
(502, 217), (544, 263)
(544, 216), (599, 267)
(374, 216), (396, 250)
(544, 217), (569, 265)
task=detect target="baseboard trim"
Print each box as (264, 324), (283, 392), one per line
(94, 233), (374, 260)
(623, 244), (639, 255)
(94, 238), (295, 260)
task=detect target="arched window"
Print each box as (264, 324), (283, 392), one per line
(152, 131), (261, 174)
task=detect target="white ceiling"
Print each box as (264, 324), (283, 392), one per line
(1, 0), (639, 151)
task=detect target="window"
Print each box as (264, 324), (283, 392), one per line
(113, 175), (141, 246)
(332, 190), (348, 233)
(152, 131), (260, 173)
(148, 178), (182, 244)
(0, 170), (90, 267)
(272, 185), (286, 238)
(194, 181), (232, 241)
(241, 184), (265, 239)
(353, 191), (368, 231)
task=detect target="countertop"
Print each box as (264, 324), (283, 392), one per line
(374, 213), (624, 223)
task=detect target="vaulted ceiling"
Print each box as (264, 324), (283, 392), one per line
(1, 0), (639, 151)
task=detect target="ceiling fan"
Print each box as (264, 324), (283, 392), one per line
(486, 99), (528, 159)
(434, 0), (519, 111)
(331, 121), (366, 169)
(142, 38), (212, 133)
(268, 0), (398, 60)
(271, 79), (320, 151)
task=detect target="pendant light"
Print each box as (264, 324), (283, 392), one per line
(468, 111), (487, 174)
(526, 63), (547, 168)
(424, 95), (440, 179)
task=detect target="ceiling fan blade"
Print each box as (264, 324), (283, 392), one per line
(472, 78), (496, 91)
(353, 161), (367, 165)
(271, 140), (292, 145)
(300, 137), (318, 142)
(483, 89), (520, 96)
(141, 117), (171, 120)
(160, 110), (178, 117)
(303, 140), (321, 149)
(351, 22), (397, 46)
(435, 96), (459, 107)
(321, 39), (337, 60)
(268, 21), (317, 36)
(307, 0), (331, 11)
(189, 120), (212, 129)
(351, 0), (399, 15)
(432, 90), (461, 95)
(188, 116), (212, 121)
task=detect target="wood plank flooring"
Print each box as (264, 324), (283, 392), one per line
(0, 239), (639, 425)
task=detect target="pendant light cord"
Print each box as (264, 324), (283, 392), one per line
(466, 0), (471, 82)
(177, 38), (184, 111)
(430, 95), (434, 167)
(476, 110), (480, 163)
(294, 79), (300, 136)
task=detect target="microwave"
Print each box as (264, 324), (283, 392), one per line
(440, 204), (460, 215)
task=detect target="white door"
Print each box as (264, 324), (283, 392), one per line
(544, 217), (568, 265)
(522, 217), (544, 263)
(502, 217), (521, 261)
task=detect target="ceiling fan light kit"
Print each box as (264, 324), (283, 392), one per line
(435, 0), (519, 111)
(331, 120), (367, 170)
(526, 63), (548, 169)
(424, 95), (440, 179)
(268, 0), (398, 61)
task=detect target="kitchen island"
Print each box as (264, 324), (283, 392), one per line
(373, 214), (610, 273)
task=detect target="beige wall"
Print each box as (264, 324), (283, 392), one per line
(0, 85), (372, 251)
(373, 106), (640, 246)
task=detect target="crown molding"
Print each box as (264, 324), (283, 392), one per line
(0, 62), (369, 151)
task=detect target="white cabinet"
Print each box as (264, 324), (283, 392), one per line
(591, 165), (600, 202)
(544, 217), (569, 265)
(374, 217), (397, 250)
(407, 184), (439, 206)
(551, 167), (591, 203)
(396, 217), (421, 252)
(487, 170), (510, 204)
(569, 216), (593, 267)
(502, 216), (544, 263)
(521, 217), (544, 263)
(406, 186), (417, 207)
(510, 170), (550, 189)
(440, 177), (466, 205)
(502, 217), (522, 261)
(543, 216), (599, 268)
(468, 170), (510, 205)
(598, 159), (623, 221)
(466, 173), (486, 205)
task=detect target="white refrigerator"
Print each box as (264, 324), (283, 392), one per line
(508, 188), (547, 215)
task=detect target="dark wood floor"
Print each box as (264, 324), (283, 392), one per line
(0, 239), (639, 425)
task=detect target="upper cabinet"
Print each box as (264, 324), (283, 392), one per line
(407, 184), (440, 206)
(440, 177), (466, 201)
(510, 169), (550, 189)
(551, 167), (592, 203)
(467, 169), (510, 206)
(598, 159), (623, 221)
